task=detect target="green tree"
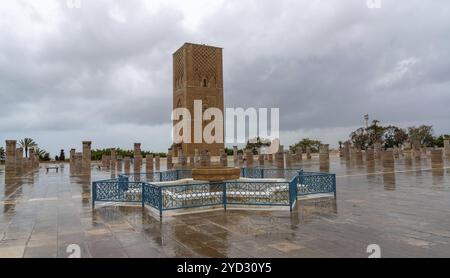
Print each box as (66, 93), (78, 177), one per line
(291, 138), (322, 153)
(90, 148), (166, 161)
(35, 148), (50, 161)
(350, 128), (369, 149)
(384, 126), (409, 148)
(19, 138), (37, 158)
(433, 134), (450, 148)
(245, 137), (271, 154)
(366, 120), (386, 146)
(0, 147), (5, 160)
(59, 149), (65, 161)
(408, 125), (434, 147)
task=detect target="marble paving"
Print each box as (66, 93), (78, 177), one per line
(1, 157), (450, 258)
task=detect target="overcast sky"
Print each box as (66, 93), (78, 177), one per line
(1, 0), (450, 156)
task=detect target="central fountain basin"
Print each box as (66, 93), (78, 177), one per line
(192, 166), (241, 181)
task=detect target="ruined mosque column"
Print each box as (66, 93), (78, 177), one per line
(245, 150), (254, 168)
(374, 142), (382, 160)
(145, 154), (154, 172)
(444, 139), (450, 158)
(155, 155), (160, 171)
(220, 149), (228, 167)
(15, 147), (23, 173)
(343, 142), (350, 160)
(296, 146), (303, 163)
(124, 157), (131, 174)
(306, 146), (312, 160)
(412, 140), (421, 160)
(285, 150), (293, 168)
(319, 144), (330, 172)
(70, 148), (76, 168)
(382, 148), (395, 170)
(179, 148), (187, 167)
(189, 154), (195, 166)
(133, 143), (142, 173)
(167, 149), (173, 170)
(75, 152), (83, 173)
(194, 149), (200, 166)
(275, 145), (285, 169)
(431, 149), (444, 169)
(110, 148), (117, 170)
(238, 151), (244, 166)
(29, 148), (37, 170)
(200, 150), (209, 167)
(82, 141), (91, 171)
(116, 156), (123, 173)
(403, 141), (412, 162)
(258, 152), (265, 167)
(5, 140), (17, 173)
(233, 146), (238, 166)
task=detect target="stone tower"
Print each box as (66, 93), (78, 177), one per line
(173, 43), (224, 156)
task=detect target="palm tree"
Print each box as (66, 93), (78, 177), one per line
(0, 147), (5, 160)
(19, 138), (37, 158)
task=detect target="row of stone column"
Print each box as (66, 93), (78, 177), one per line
(4, 140), (39, 174)
(70, 141), (91, 174)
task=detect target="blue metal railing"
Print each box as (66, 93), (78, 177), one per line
(92, 168), (336, 218)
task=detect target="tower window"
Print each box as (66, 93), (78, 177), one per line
(202, 78), (208, 87)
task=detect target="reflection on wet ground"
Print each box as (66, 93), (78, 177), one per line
(1, 156), (450, 258)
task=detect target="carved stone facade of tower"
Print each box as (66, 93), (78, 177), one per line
(173, 43), (224, 156)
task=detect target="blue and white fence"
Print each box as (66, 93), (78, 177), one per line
(92, 168), (336, 219)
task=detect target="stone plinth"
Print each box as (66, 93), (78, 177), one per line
(192, 167), (240, 182)
(5, 140), (17, 173)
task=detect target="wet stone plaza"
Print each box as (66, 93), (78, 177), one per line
(1, 156), (450, 258)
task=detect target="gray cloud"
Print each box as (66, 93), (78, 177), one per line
(1, 0), (450, 155)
